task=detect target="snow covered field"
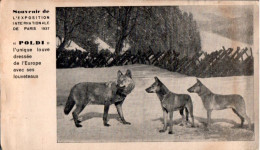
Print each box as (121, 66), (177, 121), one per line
(57, 64), (254, 142)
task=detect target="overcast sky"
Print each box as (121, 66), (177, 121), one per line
(179, 5), (253, 22)
(179, 5), (254, 44)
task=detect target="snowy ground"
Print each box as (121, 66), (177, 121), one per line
(57, 64), (254, 142)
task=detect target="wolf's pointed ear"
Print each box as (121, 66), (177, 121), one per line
(125, 69), (132, 78)
(117, 70), (123, 78)
(154, 76), (160, 82)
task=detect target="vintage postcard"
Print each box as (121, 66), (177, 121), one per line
(0, 0), (259, 150)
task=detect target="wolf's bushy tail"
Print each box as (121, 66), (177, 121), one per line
(64, 95), (75, 115)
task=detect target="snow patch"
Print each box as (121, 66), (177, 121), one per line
(94, 37), (130, 54)
(56, 37), (86, 52)
(94, 37), (115, 53)
(57, 36), (131, 54)
(121, 42), (130, 54)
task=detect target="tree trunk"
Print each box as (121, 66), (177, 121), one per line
(115, 35), (126, 55)
(115, 8), (129, 56)
(57, 9), (69, 52)
(57, 38), (68, 51)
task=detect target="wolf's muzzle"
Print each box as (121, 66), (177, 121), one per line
(187, 88), (193, 93)
(145, 88), (152, 93)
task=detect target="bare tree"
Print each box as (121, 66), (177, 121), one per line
(105, 7), (139, 55)
(56, 8), (90, 51)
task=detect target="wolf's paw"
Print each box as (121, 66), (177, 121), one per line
(168, 131), (173, 134)
(76, 124), (82, 128)
(191, 124), (195, 128)
(77, 120), (82, 123)
(159, 129), (166, 133)
(123, 121), (131, 125)
(104, 123), (110, 127)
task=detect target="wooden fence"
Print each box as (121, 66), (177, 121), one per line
(56, 46), (254, 77)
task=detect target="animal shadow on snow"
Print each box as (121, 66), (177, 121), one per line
(70, 112), (122, 123)
(152, 116), (254, 131)
(152, 117), (183, 126)
(195, 116), (254, 131)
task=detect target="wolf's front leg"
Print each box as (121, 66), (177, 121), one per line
(207, 110), (212, 128)
(115, 101), (131, 125)
(169, 111), (174, 134)
(103, 105), (110, 127)
(159, 109), (168, 133)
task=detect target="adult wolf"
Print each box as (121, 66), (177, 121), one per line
(145, 77), (195, 134)
(188, 79), (252, 130)
(64, 69), (135, 128)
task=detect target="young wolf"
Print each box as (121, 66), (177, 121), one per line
(145, 77), (195, 134)
(188, 79), (252, 130)
(64, 69), (135, 128)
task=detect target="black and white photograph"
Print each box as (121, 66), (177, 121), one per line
(56, 6), (255, 142)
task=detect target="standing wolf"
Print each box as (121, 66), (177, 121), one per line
(188, 79), (252, 130)
(64, 69), (135, 128)
(145, 77), (195, 134)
